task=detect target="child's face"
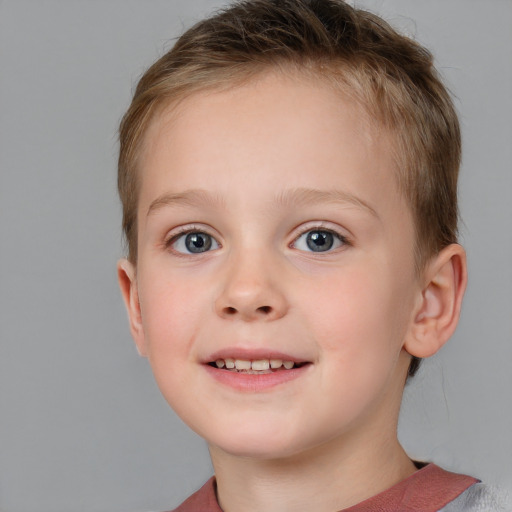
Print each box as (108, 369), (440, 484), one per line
(124, 72), (422, 460)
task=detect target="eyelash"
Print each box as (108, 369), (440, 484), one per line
(290, 226), (350, 253)
(164, 226), (220, 255)
(164, 225), (350, 255)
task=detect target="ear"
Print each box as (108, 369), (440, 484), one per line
(117, 258), (148, 356)
(404, 244), (467, 359)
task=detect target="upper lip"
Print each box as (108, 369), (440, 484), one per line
(204, 347), (310, 364)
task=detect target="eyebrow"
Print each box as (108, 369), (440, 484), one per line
(274, 188), (378, 218)
(146, 187), (378, 218)
(147, 189), (226, 216)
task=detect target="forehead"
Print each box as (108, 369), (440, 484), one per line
(140, 71), (397, 192)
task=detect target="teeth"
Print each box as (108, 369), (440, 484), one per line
(251, 360), (269, 371)
(234, 359), (251, 370)
(213, 358), (298, 370)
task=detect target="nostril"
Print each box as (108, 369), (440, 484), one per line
(219, 304), (277, 318)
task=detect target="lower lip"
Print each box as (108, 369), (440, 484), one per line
(203, 364), (311, 392)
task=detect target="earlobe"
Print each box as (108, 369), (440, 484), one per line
(404, 244), (467, 359)
(117, 258), (148, 357)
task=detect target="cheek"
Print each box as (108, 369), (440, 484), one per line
(138, 273), (207, 419)
(299, 263), (413, 366)
(296, 266), (414, 426)
(139, 269), (206, 363)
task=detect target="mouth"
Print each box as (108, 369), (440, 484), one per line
(208, 358), (309, 374)
(203, 349), (312, 391)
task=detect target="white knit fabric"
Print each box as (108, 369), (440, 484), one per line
(439, 483), (512, 512)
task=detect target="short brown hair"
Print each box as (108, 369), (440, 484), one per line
(118, 0), (462, 377)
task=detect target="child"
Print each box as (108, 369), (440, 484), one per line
(116, 1), (507, 510)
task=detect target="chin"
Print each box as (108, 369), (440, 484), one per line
(212, 440), (303, 461)
(210, 430), (286, 457)
(204, 422), (325, 461)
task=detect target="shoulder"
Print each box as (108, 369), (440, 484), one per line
(168, 477), (221, 512)
(439, 482), (512, 512)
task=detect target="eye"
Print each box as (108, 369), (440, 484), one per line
(292, 229), (346, 253)
(170, 231), (220, 254)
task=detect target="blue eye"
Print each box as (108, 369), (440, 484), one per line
(171, 231), (219, 254)
(293, 229), (345, 253)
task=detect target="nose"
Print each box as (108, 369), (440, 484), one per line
(214, 251), (288, 322)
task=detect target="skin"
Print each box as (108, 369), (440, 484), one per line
(118, 71), (467, 511)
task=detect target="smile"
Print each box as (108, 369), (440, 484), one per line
(204, 352), (312, 391)
(209, 358), (305, 373)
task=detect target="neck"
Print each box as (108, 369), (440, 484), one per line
(210, 429), (416, 512)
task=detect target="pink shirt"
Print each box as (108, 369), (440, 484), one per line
(170, 464), (477, 512)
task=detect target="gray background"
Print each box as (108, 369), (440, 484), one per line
(1, 1), (511, 511)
